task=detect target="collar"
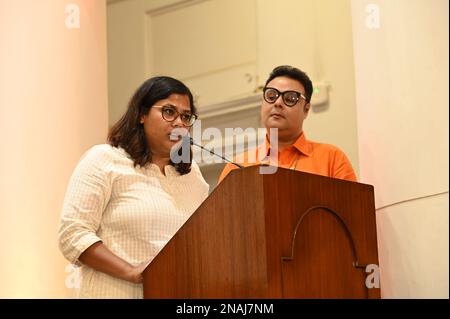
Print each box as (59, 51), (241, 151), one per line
(147, 163), (179, 177)
(259, 131), (313, 157)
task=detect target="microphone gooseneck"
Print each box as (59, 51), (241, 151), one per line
(188, 136), (244, 169)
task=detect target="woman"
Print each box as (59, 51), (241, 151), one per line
(58, 76), (209, 298)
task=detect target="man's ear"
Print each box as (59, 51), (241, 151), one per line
(140, 115), (145, 124)
(304, 103), (311, 114)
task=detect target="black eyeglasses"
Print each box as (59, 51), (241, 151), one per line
(263, 87), (307, 107)
(153, 105), (198, 126)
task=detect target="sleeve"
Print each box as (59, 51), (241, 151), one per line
(58, 145), (113, 264)
(331, 148), (358, 182)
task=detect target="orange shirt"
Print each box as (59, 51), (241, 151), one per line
(218, 132), (357, 183)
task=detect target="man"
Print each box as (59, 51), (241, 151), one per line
(219, 65), (357, 182)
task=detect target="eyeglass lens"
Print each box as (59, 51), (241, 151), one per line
(264, 88), (300, 106)
(160, 105), (196, 126)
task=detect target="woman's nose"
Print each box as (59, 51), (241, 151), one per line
(172, 115), (184, 127)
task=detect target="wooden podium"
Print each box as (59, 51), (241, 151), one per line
(143, 166), (380, 298)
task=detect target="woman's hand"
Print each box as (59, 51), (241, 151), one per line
(126, 260), (151, 284)
(79, 242), (151, 284)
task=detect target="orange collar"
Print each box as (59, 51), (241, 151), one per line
(291, 132), (313, 156)
(260, 132), (313, 157)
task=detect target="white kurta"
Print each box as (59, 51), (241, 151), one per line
(58, 144), (209, 298)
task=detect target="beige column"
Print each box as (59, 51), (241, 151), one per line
(0, 0), (108, 297)
(351, 0), (448, 298)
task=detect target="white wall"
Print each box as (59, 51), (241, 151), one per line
(107, 0), (182, 125)
(257, 0), (360, 175)
(0, 0), (108, 297)
(107, 0), (147, 125)
(351, 0), (449, 298)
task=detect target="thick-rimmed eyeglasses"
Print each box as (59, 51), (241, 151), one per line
(263, 87), (307, 107)
(153, 105), (198, 126)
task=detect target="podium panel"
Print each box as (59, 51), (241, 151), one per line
(143, 166), (380, 298)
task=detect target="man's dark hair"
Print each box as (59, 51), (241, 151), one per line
(265, 65), (313, 103)
(108, 76), (196, 175)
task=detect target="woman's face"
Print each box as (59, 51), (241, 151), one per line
(140, 93), (192, 158)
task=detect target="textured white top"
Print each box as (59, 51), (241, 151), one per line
(58, 144), (209, 298)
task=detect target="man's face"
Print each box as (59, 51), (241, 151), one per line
(261, 76), (309, 140)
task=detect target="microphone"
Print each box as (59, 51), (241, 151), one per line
(185, 135), (244, 169)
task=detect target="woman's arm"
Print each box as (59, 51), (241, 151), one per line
(59, 146), (149, 283)
(79, 241), (147, 284)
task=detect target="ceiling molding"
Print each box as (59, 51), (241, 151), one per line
(198, 92), (261, 120)
(106, 0), (130, 5)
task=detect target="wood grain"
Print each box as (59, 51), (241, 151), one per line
(143, 166), (380, 298)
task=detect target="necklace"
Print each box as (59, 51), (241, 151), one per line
(289, 157), (300, 170)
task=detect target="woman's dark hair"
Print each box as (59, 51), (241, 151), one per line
(265, 65), (313, 103)
(108, 76), (196, 175)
